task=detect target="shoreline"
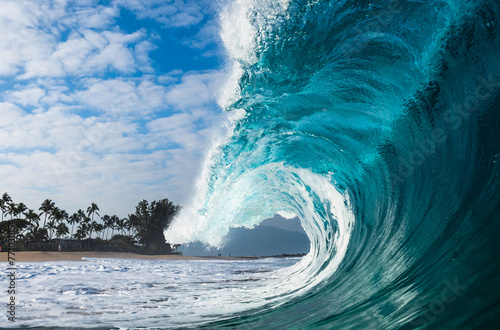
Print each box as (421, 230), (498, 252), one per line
(0, 251), (258, 262)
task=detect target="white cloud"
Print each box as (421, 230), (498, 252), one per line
(0, 0), (217, 80)
(158, 70), (183, 85)
(0, 107), (215, 215)
(0, 107), (85, 150)
(147, 112), (208, 151)
(148, 113), (193, 132)
(83, 30), (145, 74)
(114, 0), (204, 28)
(165, 71), (221, 110)
(19, 59), (65, 80)
(21, 29), (148, 79)
(3, 81), (75, 109)
(70, 4), (118, 29)
(52, 33), (96, 72)
(0, 0), (224, 218)
(5, 86), (46, 107)
(75, 77), (167, 116)
(0, 70), (223, 214)
(134, 41), (157, 72)
(0, 102), (26, 126)
(0, 1), (65, 77)
(0, 149), (184, 216)
(183, 20), (219, 49)
(0, 1), (151, 80)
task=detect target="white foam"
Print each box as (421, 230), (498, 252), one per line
(7, 258), (299, 328)
(217, 0), (291, 109)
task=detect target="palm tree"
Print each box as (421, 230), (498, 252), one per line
(109, 215), (120, 238)
(128, 214), (141, 238)
(87, 203), (100, 224)
(14, 202), (28, 221)
(5, 200), (17, 220)
(0, 192), (12, 223)
(102, 215), (111, 239)
(80, 215), (90, 245)
(56, 209), (69, 226)
(3, 202), (28, 245)
(68, 213), (79, 238)
(39, 199), (55, 229)
(94, 222), (105, 249)
(25, 224), (47, 244)
(24, 209), (40, 238)
(88, 221), (98, 240)
(56, 223), (69, 239)
(77, 209), (85, 220)
(77, 209), (85, 234)
(3, 200), (20, 243)
(48, 207), (61, 239)
(94, 223), (104, 240)
(117, 218), (127, 236)
(75, 222), (88, 241)
(25, 209), (40, 225)
(0, 199), (5, 223)
(47, 220), (57, 241)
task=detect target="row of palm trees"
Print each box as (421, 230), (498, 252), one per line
(1, 192), (137, 249)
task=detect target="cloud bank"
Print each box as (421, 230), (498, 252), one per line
(0, 0), (225, 216)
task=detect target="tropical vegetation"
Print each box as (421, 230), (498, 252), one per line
(0, 192), (180, 254)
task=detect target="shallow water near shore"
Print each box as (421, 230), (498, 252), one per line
(1, 257), (300, 328)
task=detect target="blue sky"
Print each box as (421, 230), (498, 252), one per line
(0, 0), (228, 216)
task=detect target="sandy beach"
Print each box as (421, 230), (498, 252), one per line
(0, 251), (250, 262)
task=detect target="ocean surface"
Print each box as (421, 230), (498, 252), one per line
(164, 0), (500, 328)
(1, 257), (300, 328)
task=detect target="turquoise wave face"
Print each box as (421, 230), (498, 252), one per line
(166, 0), (500, 328)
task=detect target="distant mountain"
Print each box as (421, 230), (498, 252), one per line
(259, 215), (305, 233)
(178, 224), (310, 257)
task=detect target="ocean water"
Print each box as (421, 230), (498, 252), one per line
(3, 0), (499, 328)
(1, 257), (300, 328)
(164, 0), (500, 328)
